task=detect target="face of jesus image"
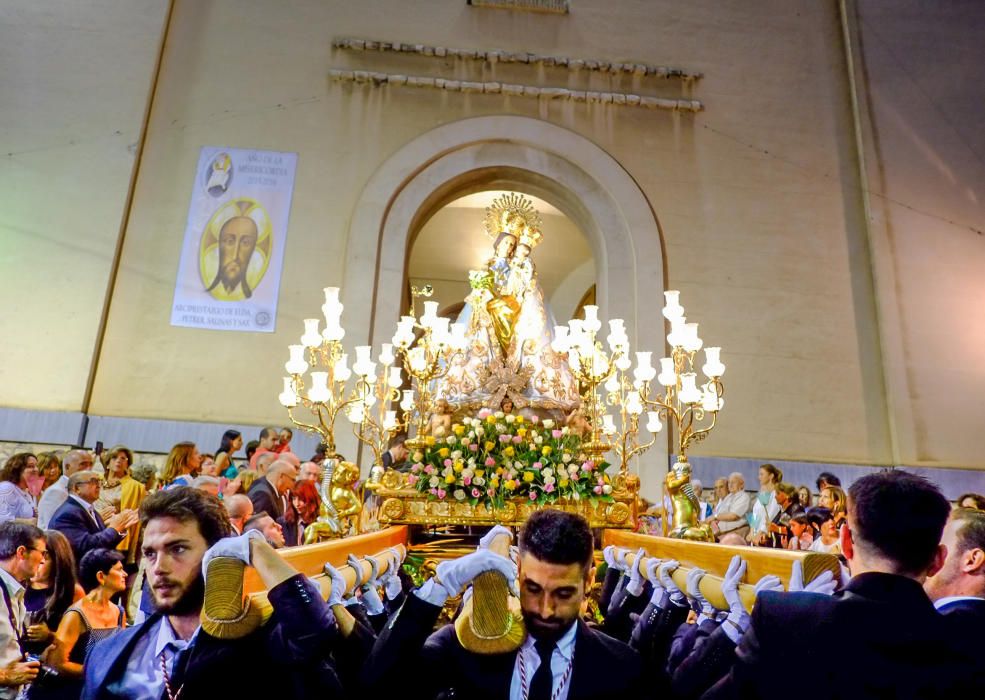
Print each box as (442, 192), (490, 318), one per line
(209, 215), (258, 298)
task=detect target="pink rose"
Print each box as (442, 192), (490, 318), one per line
(463, 476), (472, 486)
(531, 415), (540, 423)
(529, 491), (538, 501)
(469, 443), (478, 451)
(512, 435), (522, 444)
(410, 463), (421, 473)
(443, 458), (453, 468)
(552, 429), (563, 439)
(429, 488), (437, 495)
(544, 483), (555, 493)
(499, 434), (511, 443)
(487, 488), (496, 497)
(477, 408), (492, 419)
(593, 485), (603, 494)
(407, 474), (419, 486)
(484, 457), (495, 467)
(532, 462), (542, 470)
(581, 462), (592, 472)
(424, 465), (436, 475)
(436, 488), (447, 499)
(471, 488), (481, 498)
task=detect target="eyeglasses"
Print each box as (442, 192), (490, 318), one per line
(25, 547), (50, 561)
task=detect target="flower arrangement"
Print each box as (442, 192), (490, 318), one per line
(405, 408), (613, 509)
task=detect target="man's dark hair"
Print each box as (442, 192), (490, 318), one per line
(957, 493), (985, 510)
(0, 522), (45, 560)
(518, 510), (594, 570)
(848, 470), (950, 576)
(952, 508), (985, 556)
(279, 427), (293, 440)
(78, 548), (125, 591)
(244, 511), (271, 531)
(140, 486), (231, 546)
(816, 471), (841, 490)
(245, 440), (260, 461)
(805, 506), (833, 532)
(259, 427), (277, 441)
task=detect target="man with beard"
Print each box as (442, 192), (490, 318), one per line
(81, 487), (343, 699)
(207, 215), (258, 299)
(364, 510), (645, 700)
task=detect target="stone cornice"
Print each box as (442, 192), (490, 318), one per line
(332, 37), (702, 81)
(328, 69), (703, 112)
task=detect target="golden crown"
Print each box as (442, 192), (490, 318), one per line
(483, 193), (543, 242)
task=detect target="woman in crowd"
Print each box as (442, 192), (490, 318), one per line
(291, 479), (320, 544)
(161, 441), (202, 488)
(808, 507), (841, 554)
(22, 530), (83, 658)
(129, 463), (158, 493)
(199, 453), (218, 476)
(819, 484), (848, 529)
(748, 464), (782, 545)
(767, 482), (804, 547)
(37, 452), (63, 493)
(237, 469), (259, 495)
(797, 484), (813, 510)
(786, 512), (816, 551)
(42, 549), (127, 697)
(215, 429), (244, 478)
(0, 452), (39, 522)
(97, 445), (147, 570)
(956, 492), (985, 510)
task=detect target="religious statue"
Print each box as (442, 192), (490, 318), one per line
(564, 407), (591, 438)
(435, 193), (580, 418)
(303, 460), (363, 543)
(426, 398), (454, 437)
(665, 460), (715, 541)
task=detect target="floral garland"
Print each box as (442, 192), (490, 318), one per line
(406, 408), (613, 509)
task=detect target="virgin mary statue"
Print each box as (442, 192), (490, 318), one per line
(435, 194), (579, 417)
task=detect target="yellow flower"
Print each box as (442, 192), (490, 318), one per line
(495, 467), (505, 475)
(505, 479), (517, 491)
(453, 424), (466, 436)
(486, 415), (496, 425)
(444, 473), (456, 484)
(541, 446), (553, 456)
(484, 441), (495, 452)
(475, 469), (485, 478)
(438, 447), (450, 458)
(516, 427), (527, 437)
(515, 415), (524, 424)
(503, 446), (515, 458)
(425, 436), (436, 446)
(490, 477), (500, 488)
(603, 474), (611, 484)
(559, 478), (570, 488)
(453, 460), (464, 473)
(523, 472), (535, 483)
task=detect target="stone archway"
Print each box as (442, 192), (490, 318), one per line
(341, 115), (669, 494)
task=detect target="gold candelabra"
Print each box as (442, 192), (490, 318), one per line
(602, 356), (663, 472)
(389, 300), (466, 451)
(347, 343), (414, 473)
(633, 291), (725, 465)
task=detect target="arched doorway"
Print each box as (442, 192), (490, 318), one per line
(341, 115), (669, 498)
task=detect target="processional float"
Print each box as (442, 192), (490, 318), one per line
(207, 193), (835, 649)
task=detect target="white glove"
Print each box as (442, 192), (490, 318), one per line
(686, 567), (715, 618)
(202, 530), (265, 580)
(615, 547), (631, 572)
(625, 548), (647, 597)
(382, 549), (403, 600)
(753, 574), (784, 597)
(478, 525), (513, 550)
(422, 550), (517, 605)
(603, 545), (619, 570)
(323, 562), (348, 607)
(789, 560), (837, 595)
(347, 553), (368, 588)
(645, 557), (667, 607)
(721, 555), (750, 642)
(658, 559), (686, 603)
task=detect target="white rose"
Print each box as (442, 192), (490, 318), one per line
(543, 468), (554, 477)
(452, 450), (463, 460)
(454, 489), (466, 500)
(496, 424), (506, 433)
(474, 477), (486, 486)
(429, 476), (440, 488)
(462, 468), (474, 479)
(562, 426), (569, 435)
(568, 464), (579, 474)
(545, 475), (556, 485)
(505, 414), (516, 424)
(514, 461), (523, 470)
(572, 491), (581, 501)
(476, 427), (485, 437)
(495, 411), (505, 419)
(446, 435), (458, 445)
(434, 425), (447, 437)
(543, 419), (555, 429)
(468, 431), (476, 440)
(562, 453), (572, 463)
(602, 484), (612, 495)
(534, 436), (543, 445)
(467, 457), (476, 467)
(442, 467), (453, 477)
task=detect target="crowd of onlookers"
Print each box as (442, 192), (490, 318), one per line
(0, 435), (981, 699)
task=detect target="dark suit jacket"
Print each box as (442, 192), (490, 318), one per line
(672, 624), (738, 700)
(82, 574), (343, 700)
(703, 572), (980, 700)
(667, 616), (718, 674)
(363, 592), (646, 700)
(248, 477), (283, 519)
(48, 497), (123, 564)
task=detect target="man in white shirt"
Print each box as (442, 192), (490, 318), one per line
(708, 472), (752, 537)
(0, 522), (48, 697)
(37, 450), (93, 529)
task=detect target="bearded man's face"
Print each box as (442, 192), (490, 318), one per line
(216, 216), (258, 292)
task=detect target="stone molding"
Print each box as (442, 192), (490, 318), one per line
(328, 69), (702, 112)
(332, 37), (701, 81)
(467, 0), (569, 14)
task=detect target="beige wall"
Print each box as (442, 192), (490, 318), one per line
(0, 0), (169, 410)
(4, 0), (983, 472)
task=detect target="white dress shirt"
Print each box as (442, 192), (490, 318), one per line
(713, 491), (752, 533)
(0, 567), (27, 700)
(106, 615), (199, 700)
(934, 596), (984, 611)
(70, 493), (103, 527)
(0, 482), (36, 523)
(37, 475), (70, 529)
(509, 622), (577, 700)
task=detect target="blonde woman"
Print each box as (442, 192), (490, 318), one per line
(819, 484), (848, 529)
(37, 453), (63, 493)
(95, 446), (147, 568)
(161, 442), (202, 488)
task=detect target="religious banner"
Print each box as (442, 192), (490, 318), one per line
(170, 146), (297, 332)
